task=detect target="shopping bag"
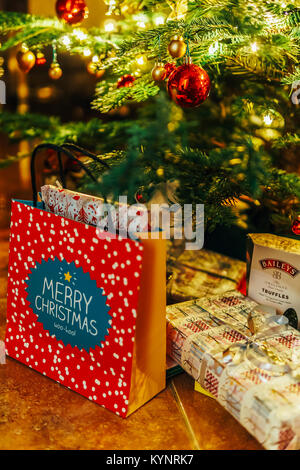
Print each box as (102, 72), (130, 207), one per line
(5, 144), (166, 417)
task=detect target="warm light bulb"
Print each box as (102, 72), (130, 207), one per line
(104, 20), (116, 32)
(251, 42), (258, 52)
(209, 41), (219, 55)
(134, 14), (147, 28)
(136, 55), (145, 66)
(61, 35), (71, 46)
(73, 29), (87, 41)
(154, 15), (165, 26)
(83, 48), (92, 57)
(264, 114), (273, 126)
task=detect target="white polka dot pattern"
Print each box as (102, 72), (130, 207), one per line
(5, 201), (144, 418)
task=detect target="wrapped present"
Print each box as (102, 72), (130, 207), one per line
(247, 234), (300, 329)
(41, 185), (149, 234)
(167, 247), (246, 303)
(166, 355), (183, 379)
(167, 290), (300, 450)
(194, 381), (215, 398)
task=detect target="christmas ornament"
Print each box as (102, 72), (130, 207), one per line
(292, 216), (300, 236)
(56, 0), (89, 25)
(168, 35), (187, 59)
(35, 51), (46, 66)
(135, 190), (146, 204)
(87, 61), (105, 79)
(49, 63), (63, 80)
(17, 50), (36, 73)
(164, 62), (176, 78)
(151, 62), (166, 81)
(167, 63), (211, 108)
(117, 74), (136, 89)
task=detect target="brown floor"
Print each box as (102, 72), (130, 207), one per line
(0, 229), (262, 450)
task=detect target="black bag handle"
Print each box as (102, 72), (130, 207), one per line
(31, 143), (109, 207)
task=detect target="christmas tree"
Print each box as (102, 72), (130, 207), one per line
(0, 0), (299, 251)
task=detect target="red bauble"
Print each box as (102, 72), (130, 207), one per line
(135, 191), (146, 203)
(117, 74), (136, 89)
(167, 64), (211, 108)
(164, 63), (176, 78)
(35, 52), (46, 66)
(292, 216), (300, 236)
(56, 0), (89, 25)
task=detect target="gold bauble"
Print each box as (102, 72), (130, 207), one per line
(95, 69), (105, 79)
(17, 50), (36, 73)
(168, 35), (187, 58)
(151, 63), (167, 81)
(49, 63), (63, 80)
(87, 61), (105, 79)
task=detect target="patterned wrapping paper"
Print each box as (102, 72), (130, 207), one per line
(167, 291), (300, 450)
(41, 185), (149, 233)
(167, 249), (246, 303)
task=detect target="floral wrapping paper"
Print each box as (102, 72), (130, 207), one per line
(41, 185), (149, 233)
(167, 291), (300, 450)
(167, 248), (246, 303)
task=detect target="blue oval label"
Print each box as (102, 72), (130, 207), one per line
(25, 258), (111, 352)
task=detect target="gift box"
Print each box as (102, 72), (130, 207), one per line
(167, 247), (246, 303)
(247, 234), (300, 329)
(41, 185), (149, 234)
(167, 291), (300, 450)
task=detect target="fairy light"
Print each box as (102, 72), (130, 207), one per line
(61, 35), (71, 47)
(104, 20), (117, 32)
(251, 42), (258, 52)
(134, 14), (148, 28)
(264, 113), (273, 126)
(136, 55), (146, 66)
(154, 15), (165, 26)
(83, 48), (92, 57)
(73, 29), (87, 41)
(209, 41), (219, 55)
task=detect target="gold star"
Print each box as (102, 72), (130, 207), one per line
(64, 272), (72, 282)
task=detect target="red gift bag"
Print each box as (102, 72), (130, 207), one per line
(5, 144), (166, 417)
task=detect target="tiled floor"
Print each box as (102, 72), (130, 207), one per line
(0, 230), (262, 450)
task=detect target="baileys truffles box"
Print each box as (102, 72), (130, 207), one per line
(247, 233), (300, 329)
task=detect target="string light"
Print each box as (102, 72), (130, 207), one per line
(153, 15), (165, 26)
(104, 20), (117, 32)
(136, 55), (146, 66)
(134, 14), (148, 28)
(264, 113), (273, 126)
(251, 42), (258, 52)
(73, 29), (87, 41)
(209, 41), (219, 55)
(61, 35), (71, 47)
(83, 48), (92, 57)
